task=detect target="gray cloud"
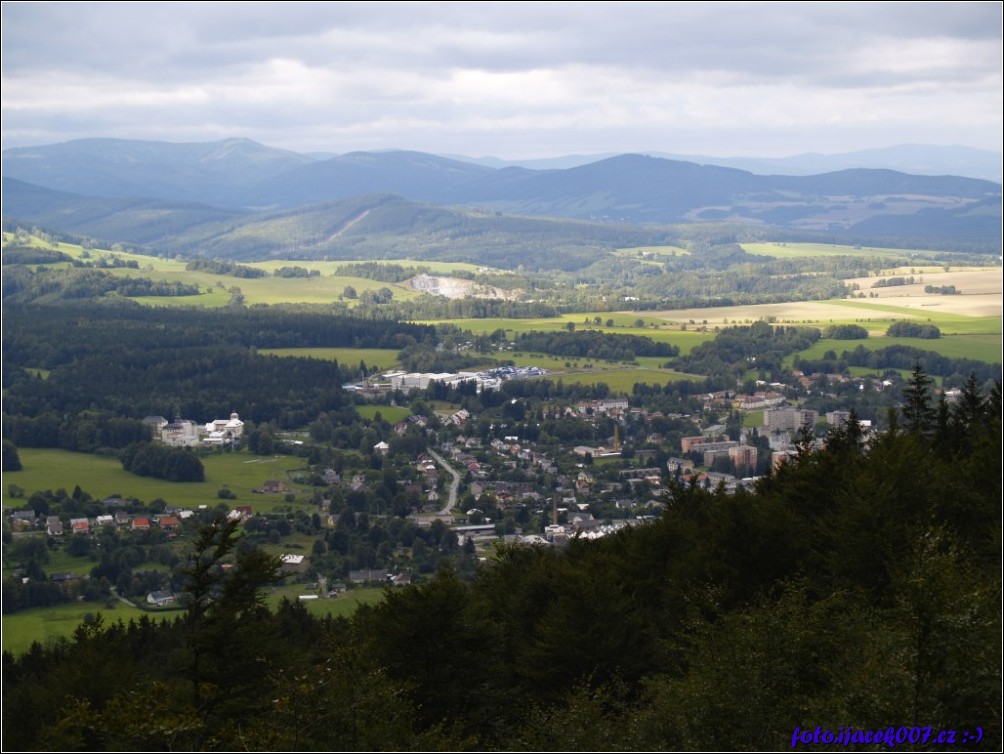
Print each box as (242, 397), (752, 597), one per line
(2, 1), (1000, 157)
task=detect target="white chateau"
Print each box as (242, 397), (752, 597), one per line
(142, 412), (244, 447)
(203, 412), (245, 445)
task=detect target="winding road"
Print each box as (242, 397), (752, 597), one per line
(428, 449), (461, 516)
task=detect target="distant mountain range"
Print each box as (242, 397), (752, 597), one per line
(449, 144), (1004, 184)
(2, 138), (1000, 261)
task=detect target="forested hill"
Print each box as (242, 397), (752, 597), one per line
(2, 377), (1000, 751)
(0, 185), (681, 267)
(3, 138), (1000, 249)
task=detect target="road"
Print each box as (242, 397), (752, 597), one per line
(428, 449), (461, 516)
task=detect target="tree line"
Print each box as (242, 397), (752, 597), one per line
(515, 329), (679, 361)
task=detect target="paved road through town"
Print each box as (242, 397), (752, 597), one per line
(428, 449), (461, 516)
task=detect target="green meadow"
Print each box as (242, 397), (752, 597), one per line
(741, 242), (946, 260)
(1, 601), (151, 656)
(555, 368), (699, 392)
(427, 316), (715, 355)
(355, 405), (411, 423)
(1, 586), (387, 656)
(259, 347), (401, 371)
(821, 299), (998, 328)
(3, 449), (313, 511)
(6, 235), (516, 308)
(791, 333), (1001, 365)
(263, 585), (386, 618)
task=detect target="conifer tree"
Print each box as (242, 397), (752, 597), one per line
(901, 362), (936, 435)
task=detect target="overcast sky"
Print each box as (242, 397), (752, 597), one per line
(2, 1), (1001, 159)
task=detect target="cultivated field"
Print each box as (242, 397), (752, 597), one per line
(741, 242), (953, 260)
(553, 368), (699, 392)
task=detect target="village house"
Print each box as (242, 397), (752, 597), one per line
(157, 515), (181, 531)
(280, 554), (307, 574)
(10, 510), (37, 531)
(147, 591), (176, 607)
(70, 517), (90, 535)
(348, 568), (389, 584)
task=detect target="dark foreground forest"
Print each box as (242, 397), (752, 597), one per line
(3, 376), (1000, 752)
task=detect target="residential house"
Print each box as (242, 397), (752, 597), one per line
(70, 517), (90, 535)
(10, 510), (37, 531)
(348, 569), (389, 584)
(157, 515), (181, 531)
(280, 554), (307, 574)
(147, 591), (176, 607)
(227, 506), (253, 522)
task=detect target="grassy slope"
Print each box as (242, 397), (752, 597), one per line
(1, 602), (150, 655)
(2, 449), (313, 511)
(1, 587), (388, 656)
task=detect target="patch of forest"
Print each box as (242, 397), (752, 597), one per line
(1, 304), (434, 434)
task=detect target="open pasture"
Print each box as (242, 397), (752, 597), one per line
(259, 347), (401, 371)
(428, 315), (715, 355)
(0, 587), (386, 656)
(554, 367), (700, 392)
(355, 404), (411, 423)
(1, 601), (151, 656)
(793, 333), (1001, 365)
(263, 586), (386, 619)
(741, 242), (949, 260)
(3, 449), (312, 510)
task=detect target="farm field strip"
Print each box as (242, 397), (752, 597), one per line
(613, 245), (691, 262)
(740, 242), (949, 259)
(823, 297), (1003, 322)
(791, 333), (1002, 365)
(553, 367), (701, 391)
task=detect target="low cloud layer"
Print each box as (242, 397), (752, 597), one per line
(2, 1), (1000, 158)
